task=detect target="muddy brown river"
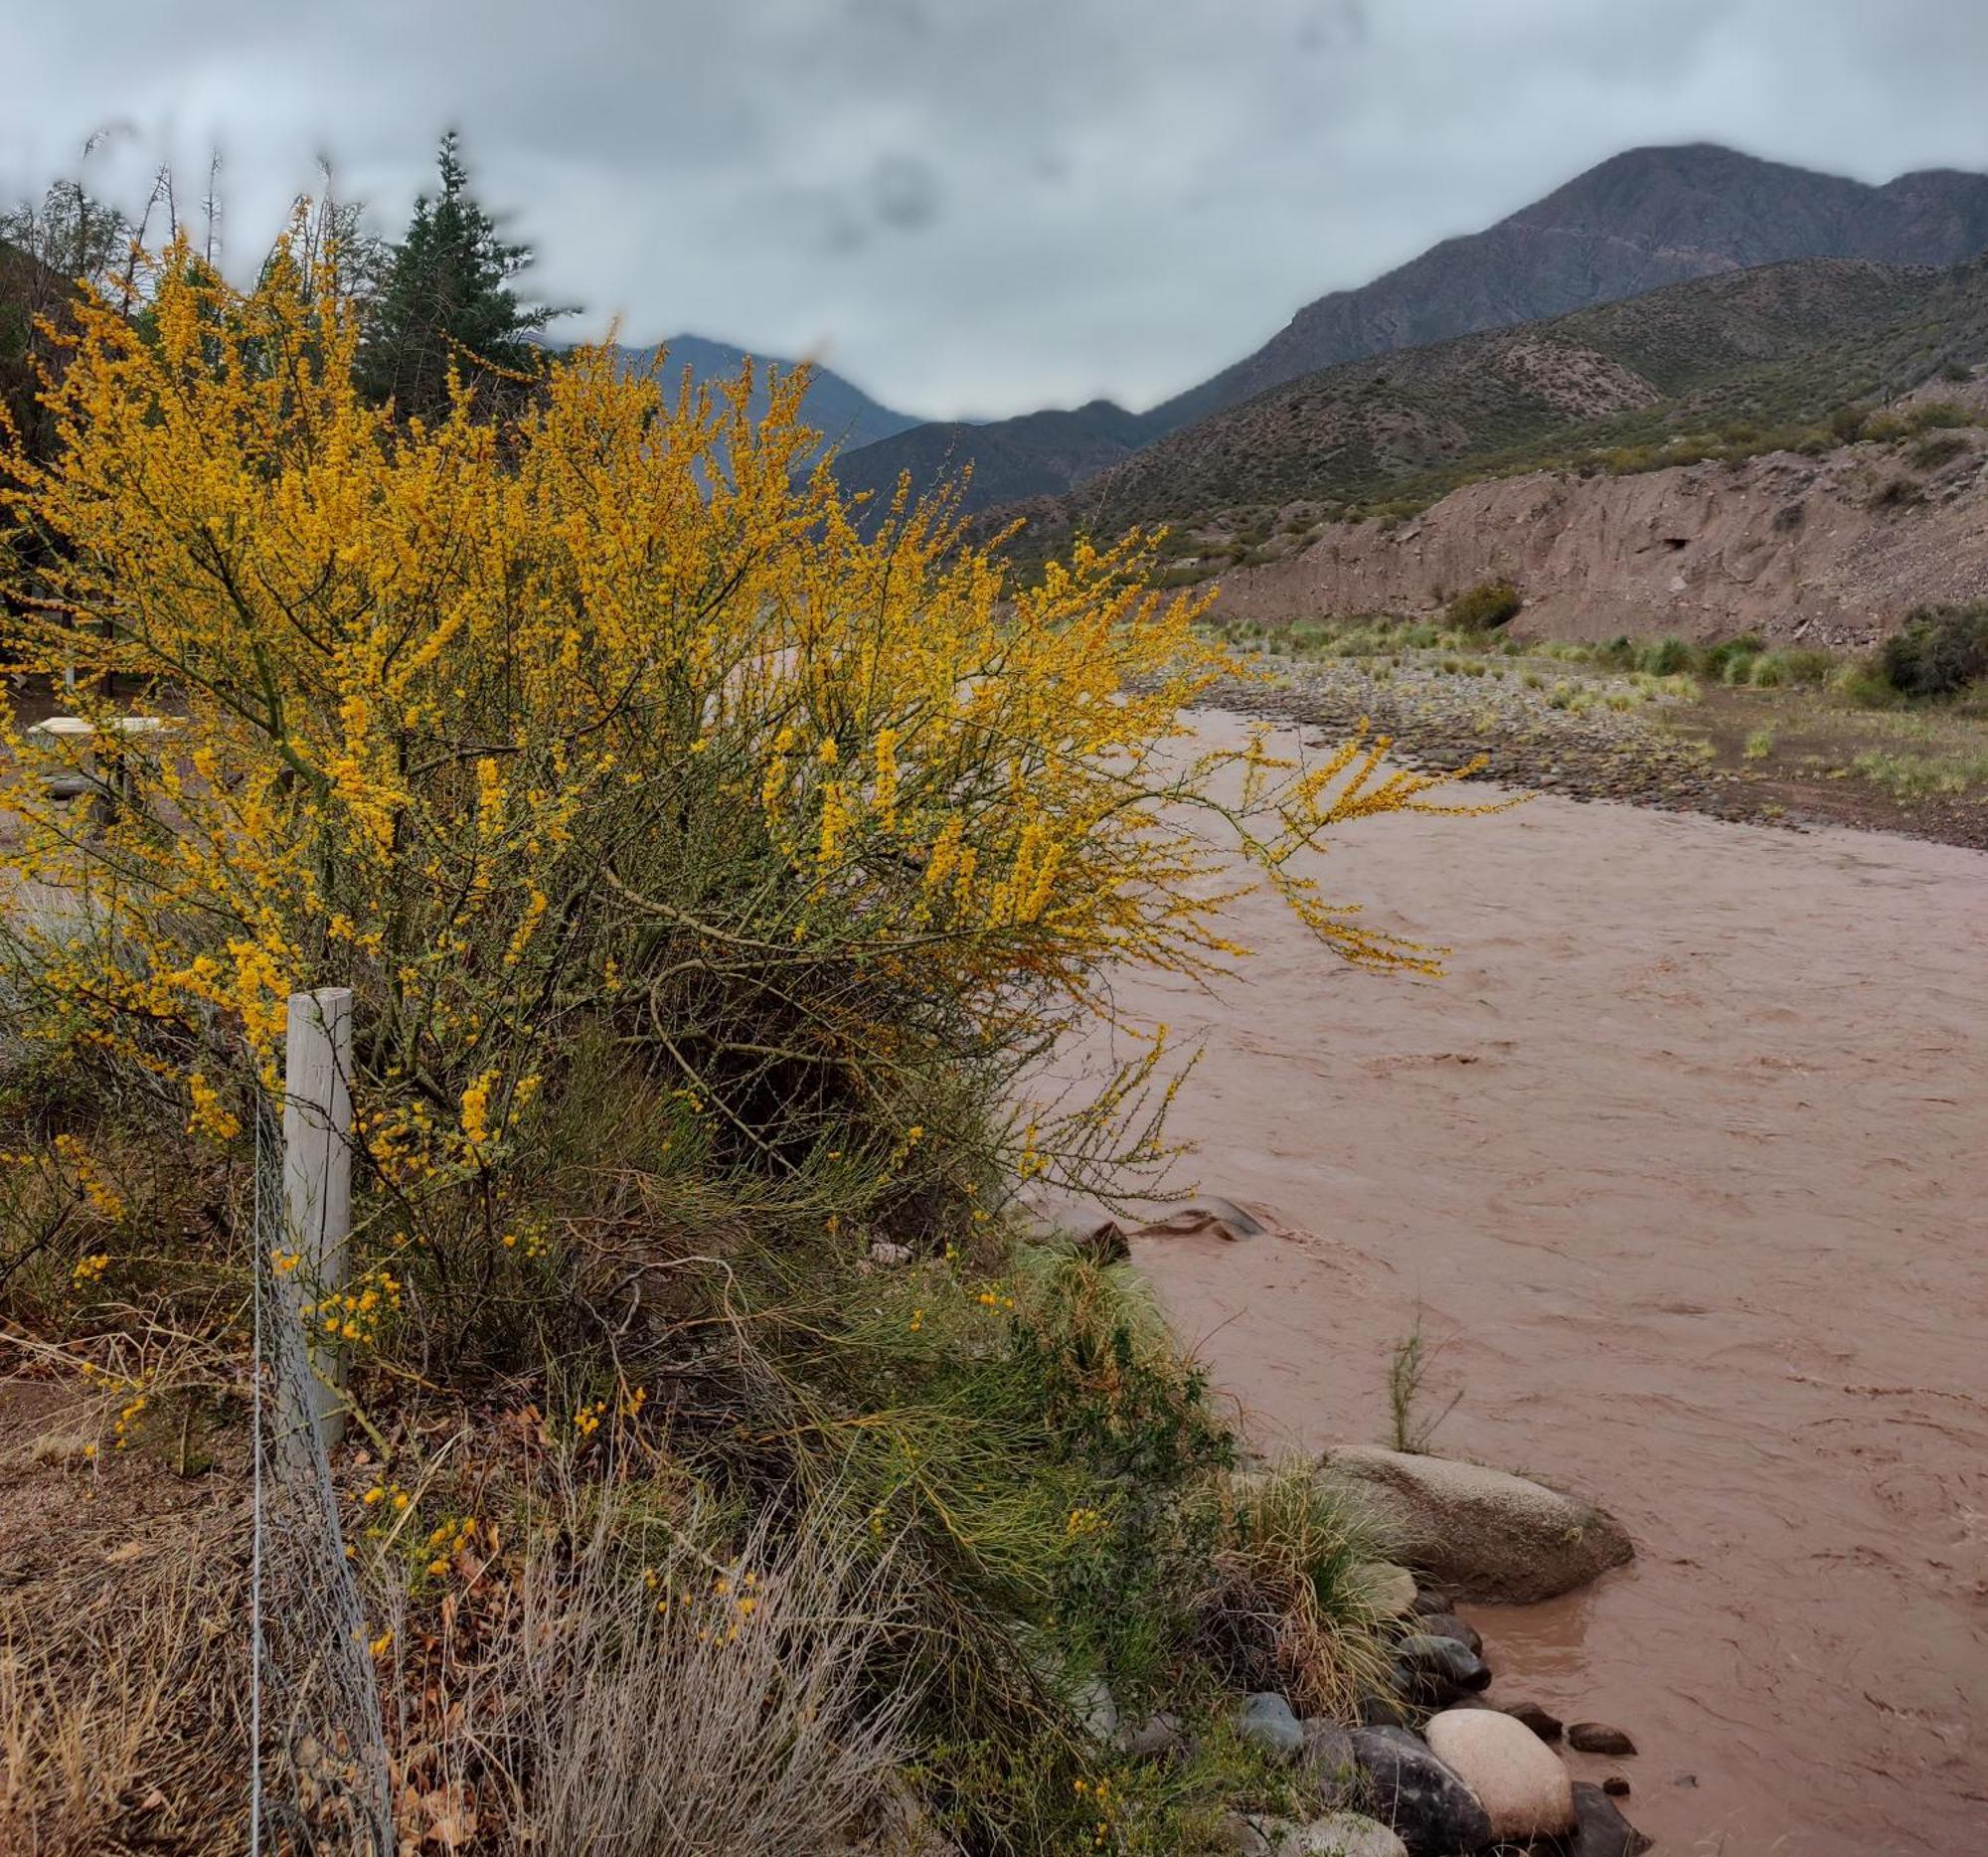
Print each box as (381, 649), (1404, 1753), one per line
(1066, 712), (1988, 1854)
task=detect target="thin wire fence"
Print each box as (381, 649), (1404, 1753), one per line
(251, 1092), (395, 1855)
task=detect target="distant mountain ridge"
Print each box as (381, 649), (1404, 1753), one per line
(1150, 143), (1988, 430)
(827, 398), (1161, 519)
(830, 143), (1988, 519)
(599, 333), (921, 452)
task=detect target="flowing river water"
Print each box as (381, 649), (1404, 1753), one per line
(1062, 711), (1988, 1854)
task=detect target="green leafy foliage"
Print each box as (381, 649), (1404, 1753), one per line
(1881, 601), (1988, 698)
(1444, 579), (1522, 630)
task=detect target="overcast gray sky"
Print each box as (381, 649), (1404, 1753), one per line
(6, 0), (1988, 419)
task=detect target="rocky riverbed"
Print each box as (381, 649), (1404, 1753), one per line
(1190, 652), (1988, 847)
(1192, 658), (1777, 824)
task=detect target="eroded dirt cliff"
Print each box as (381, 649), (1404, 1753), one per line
(1208, 438), (1988, 645)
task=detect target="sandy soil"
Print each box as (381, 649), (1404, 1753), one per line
(1063, 711), (1988, 1854)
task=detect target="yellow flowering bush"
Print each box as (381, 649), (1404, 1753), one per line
(1, 231), (1471, 1355)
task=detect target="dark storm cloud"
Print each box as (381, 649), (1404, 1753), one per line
(5, 0), (1987, 418)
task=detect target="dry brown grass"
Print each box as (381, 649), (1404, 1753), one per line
(0, 1382), (248, 1856)
(370, 1475), (918, 1854)
(0, 1365), (920, 1856)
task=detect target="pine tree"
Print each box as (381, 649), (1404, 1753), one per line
(356, 131), (567, 422)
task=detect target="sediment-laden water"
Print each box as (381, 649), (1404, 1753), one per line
(1065, 711), (1988, 1854)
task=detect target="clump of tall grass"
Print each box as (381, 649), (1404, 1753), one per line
(1196, 1466), (1397, 1720)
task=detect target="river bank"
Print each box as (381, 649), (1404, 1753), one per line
(1193, 633), (1988, 850)
(1068, 709), (1988, 1854)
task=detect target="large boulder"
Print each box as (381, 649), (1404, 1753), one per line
(1423, 1708), (1575, 1842)
(1321, 1447), (1632, 1604)
(1348, 1726), (1494, 1856)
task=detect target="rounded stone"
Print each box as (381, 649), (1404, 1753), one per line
(1322, 1447), (1633, 1604)
(1353, 1560), (1419, 1619)
(1117, 1711), (1186, 1760)
(1411, 1612), (1483, 1657)
(1212, 1811), (1277, 1856)
(1297, 1718), (1359, 1805)
(1500, 1700), (1564, 1744)
(1289, 1810), (1409, 1856)
(1236, 1691), (1307, 1764)
(1569, 1780), (1654, 1856)
(1423, 1706), (1576, 1843)
(1568, 1721), (1637, 1758)
(1395, 1632), (1492, 1699)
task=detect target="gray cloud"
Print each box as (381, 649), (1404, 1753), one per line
(4, 0), (1986, 418)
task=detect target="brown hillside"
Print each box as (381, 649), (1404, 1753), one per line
(1203, 436), (1988, 647)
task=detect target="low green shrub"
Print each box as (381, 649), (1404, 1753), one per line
(1880, 601), (1988, 698)
(1748, 648), (1836, 688)
(1195, 1466), (1394, 1719)
(1698, 632), (1765, 682)
(1909, 431), (1971, 471)
(1905, 400), (1973, 432)
(1444, 579), (1523, 630)
(1830, 656), (1901, 708)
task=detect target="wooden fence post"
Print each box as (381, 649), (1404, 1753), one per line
(281, 987), (354, 1449)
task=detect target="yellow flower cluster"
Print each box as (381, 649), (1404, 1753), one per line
(52, 1135), (125, 1224)
(1072, 1774), (1118, 1847)
(422, 1513), (479, 1579)
(499, 1223), (550, 1261)
(111, 1391), (147, 1452)
(303, 1266), (403, 1347)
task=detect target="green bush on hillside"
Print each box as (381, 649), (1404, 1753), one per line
(1909, 431), (1971, 471)
(1880, 601), (1988, 698)
(1444, 579), (1522, 630)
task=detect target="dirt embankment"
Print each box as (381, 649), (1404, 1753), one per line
(1209, 441), (1988, 646)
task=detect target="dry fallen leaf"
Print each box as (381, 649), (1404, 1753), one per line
(420, 1784), (478, 1850)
